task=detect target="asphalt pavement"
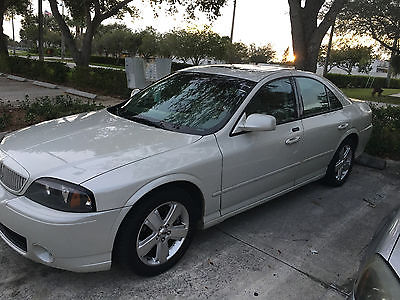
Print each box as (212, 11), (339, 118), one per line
(1, 164), (399, 299)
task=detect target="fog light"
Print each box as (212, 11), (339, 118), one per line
(32, 244), (54, 263)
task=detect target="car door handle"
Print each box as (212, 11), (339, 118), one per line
(285, 136), (301, 145)
(337, 123), (349, 130)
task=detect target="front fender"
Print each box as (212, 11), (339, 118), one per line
(107, 173), (205, 250)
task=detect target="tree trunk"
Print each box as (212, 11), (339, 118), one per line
(288, 0), (346, 73)
(0, 4), (8, 59)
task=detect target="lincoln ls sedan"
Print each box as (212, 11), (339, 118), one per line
(0, 65), (372, 276)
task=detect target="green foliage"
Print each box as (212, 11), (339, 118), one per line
(23, 95), (104, 125)
(326, 73), (400, 89)
(337, 0), (400, 56)
(365, 105), (400, 160)
(392, 55), (400, 76)
(20, 12), (62, 50)
(69, 67), (131, 98)
(138, 27), (160, 59)
(90, 55), (125, 66)
(319, 43), (374, 75)
(0, 112), (10, 131)
(0, 56), (69, 84)
(171, 27), (226, 65)
(248, 43), (276, 64)
(224, 41), (249, 64)
(93, 24), (140, 58)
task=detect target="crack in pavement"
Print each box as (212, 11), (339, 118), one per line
(216, 227), (351, 298)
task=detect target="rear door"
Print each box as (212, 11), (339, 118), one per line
(294, 76), (350, 184)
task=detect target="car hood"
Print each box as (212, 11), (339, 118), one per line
(0, 109), (201, 184)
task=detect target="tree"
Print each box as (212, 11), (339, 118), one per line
(49, 0), (228, 67)
(172, 27), (225, 65)
(337, 0), (400, 80)
(0, 0), (29, 59)
(138, 27), (160, 59)
(288, 0), (347, 72)
(20, 11), (62, 52)
(92, 24), (138, 58)
(248, 43), (276, 64)
(281, 47), (290, 64)
(318, 43), (373, 74)
(224, 41), (249, 64)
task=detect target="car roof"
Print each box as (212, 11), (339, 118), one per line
(181, 64), (294, 82)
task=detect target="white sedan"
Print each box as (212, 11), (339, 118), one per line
(0, 65), (372, 276)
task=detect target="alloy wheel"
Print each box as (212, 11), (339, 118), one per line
(136, 201), (189, 266)
(335, 145), (353, 181)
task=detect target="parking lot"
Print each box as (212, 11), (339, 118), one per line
(0, 164), (399, 299)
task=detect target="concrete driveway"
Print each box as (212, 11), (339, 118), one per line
(1, 164), (399, 299)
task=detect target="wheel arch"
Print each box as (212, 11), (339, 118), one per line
(337, 130), (359, 153)
(109, 175), (206, 260)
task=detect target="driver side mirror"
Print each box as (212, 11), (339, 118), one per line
(237, 113), (277, 132)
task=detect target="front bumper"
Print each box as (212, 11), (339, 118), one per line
(0, 184), (122, 272)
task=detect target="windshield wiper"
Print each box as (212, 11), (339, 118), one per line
(130, 116), (166, 129)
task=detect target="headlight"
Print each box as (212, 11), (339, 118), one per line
(25, 178), (96, 213)
(354, 254), (400, 299)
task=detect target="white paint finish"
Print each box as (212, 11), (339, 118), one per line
(2, 110), (201, 186)
(218, 119), (304, 215)
(65, 88), (97, 99)
(0, 66), (373, 272)
(183, 64), (291, 82)
(389, 240), (400, 278)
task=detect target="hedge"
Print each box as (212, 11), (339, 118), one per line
(0, 56), (69, 84)
(365, 104), (400, 160)
(326, 73), (400, 89)
(69, 67), (131, 98)
(90, 55), (193, 72)
(0, 56), (130, 98)
(90, 56), (125, 66)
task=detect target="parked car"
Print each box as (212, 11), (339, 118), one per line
(352, 207), (400, 299)
(0, 65), (372, 276)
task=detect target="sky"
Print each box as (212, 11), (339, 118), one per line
(3, 0), (293, 58)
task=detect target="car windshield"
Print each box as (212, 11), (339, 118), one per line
(108, 72), (256, 135)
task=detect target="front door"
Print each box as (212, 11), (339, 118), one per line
(217, 77), (304, 215)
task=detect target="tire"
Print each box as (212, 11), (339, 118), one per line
(113, 187), (196, 276)
(324, 139), (355, 187)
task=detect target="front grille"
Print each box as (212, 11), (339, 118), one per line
(0, 162), (27, 192)
(0, 223), (27, 252)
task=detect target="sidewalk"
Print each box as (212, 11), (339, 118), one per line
(0, 75), (123, 108)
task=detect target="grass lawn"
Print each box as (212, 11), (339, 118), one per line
(341, 88), (400, 105)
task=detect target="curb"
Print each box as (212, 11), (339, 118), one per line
(66, 89), (97, 99)
(355, 153), (387, 170)
(1, 72), (99, 100)
(33, 81), (58, 89)
(7, 75), (26, 82)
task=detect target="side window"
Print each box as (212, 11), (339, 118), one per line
(326, 88), (343, 110)
(296, 77), (329, 117)
(245, 78), (297, 124)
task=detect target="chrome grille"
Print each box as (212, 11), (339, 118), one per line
(0, 162), (27, 192)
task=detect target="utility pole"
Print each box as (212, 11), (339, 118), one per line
(11, 11), (16, 56)
(230, 0), (237, 43)
(61, 3), (65, 61)
(323, 21), (335, 77)
(38, 0), (44, 61)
